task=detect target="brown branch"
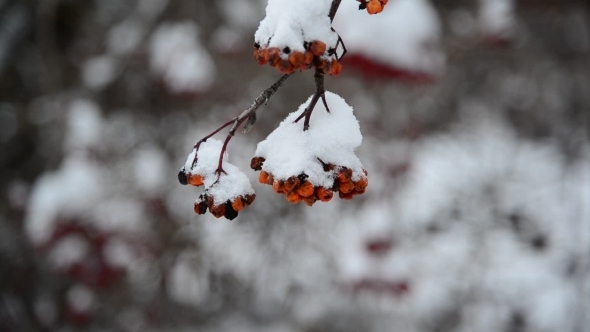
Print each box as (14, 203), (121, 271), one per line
(183, 73), (292, 180)
(294, 70), (328, 130)
(328, 0), (342, 22)
(181, 0), (344, 184)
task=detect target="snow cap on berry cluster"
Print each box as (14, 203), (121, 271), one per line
(255, 91), (364, 188)
(184, 139), (254, 206)
(254, 0), (338, 55)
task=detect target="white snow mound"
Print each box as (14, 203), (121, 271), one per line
(255, 91), (364, 188)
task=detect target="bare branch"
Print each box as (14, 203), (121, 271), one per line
(328, 0), (342, 22)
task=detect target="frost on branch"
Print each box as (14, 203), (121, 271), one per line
(180, 139), (255, 220)
(252, 91), (367, 205)
(253, 0), (342, 75)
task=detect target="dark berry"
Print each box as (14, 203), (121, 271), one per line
(224, 202), (238, 220)
(178, 170), (188, 185)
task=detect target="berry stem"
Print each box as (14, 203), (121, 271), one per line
(294, 70), (328, 130)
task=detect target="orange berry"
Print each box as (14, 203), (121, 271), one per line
(231, 197), (245, 212)
(265, 47), (279, 61)
(259, 171), (271, 185)
(310, 40), (326, 56)
(289, 51), (304, 67)
(316, 187), (333, 202)
(302, 195), (317, 206)
(267, 48), (281, 67)
(286, 191), (302, 204)
(339, 181), (355, 194)
(254, 49), (267, 65)
(273, 180), (285, 194)
(329, 60), (342, 76)
(277, 59), (293, 74)
(354, 178), (368, 191)
(303, 51), (314, 67)
(210, 204), (226, 218)
(194, 201), (208, 215)
(187, 174), (204, 186)
(380, 0), (389, 5)
(354, 187), (366, 195)
(367, 0), (383, 14)
(339, 191), (354, 200)
(283, 176), (301, 193)
(316, 59), (331, 74)
(244, 194), (256, 205)
(250, 157), (265, 171)
(297, 181), (315, 197)
(337, 168), (352, 183)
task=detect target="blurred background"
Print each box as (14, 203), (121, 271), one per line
(1, 0), (589, 331)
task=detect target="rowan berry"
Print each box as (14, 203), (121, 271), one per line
(286, 191), (302, 204)
(337, 168), (353, 183)
(339, 191), (354, 200)
(187, 174), (204, 186)
(209, 203), (226, 218)
(297, 181), (315, 197)
(354, 178), (368, 191)
(272, 180), (284, 193)
(251, 157), (265, 171)
(329, 60), (342, 76)
(231, 197), (245, 212)
(310, 40), (327, 57)
(316, 187), (333, 202)
(283, 176), (301, 193)
(277, 59), (293, 74)
(289, 51), (304, 67)
(339, 181), (355, 194)
(302, 195), (317, 206)
(259, 171), (272, 185)
(194, 200), (208, 215)
(367, 0), (383, 15)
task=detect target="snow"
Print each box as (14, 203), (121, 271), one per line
(25, 156), (109, 245)
(217, 0), (265, 31)
(255, 0), (338, 54)
(64, 99), (103, 152)
(166, 253), (209, 306)
(81, 55), (118, 91)
(132, 145), (168, 196)
(333, 0), (444, 75)
(149, 21), (216, 94)
(255, 91), (364, 187)
(66, 284), (95, 312)
(184, 139), (255, 206)
(478, 0), (516, 38)
(107, 17), (144, 56)
(47, 234), (90, 269)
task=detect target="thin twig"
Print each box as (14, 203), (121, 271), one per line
(187, 73), (292, 175)
(328, 0), (342, 22)
(185, 0), (344, 179)
(294, 70), (327, 130)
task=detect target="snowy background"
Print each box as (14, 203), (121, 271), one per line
(1, 0), (590, 331)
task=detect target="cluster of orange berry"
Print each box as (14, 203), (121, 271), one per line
(358, 0), (388, 15)
(178, 170), (255, 220)
(251, 157), (368, 205)
(194, 192), (256, 220)
(253, 40), (342, 76)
